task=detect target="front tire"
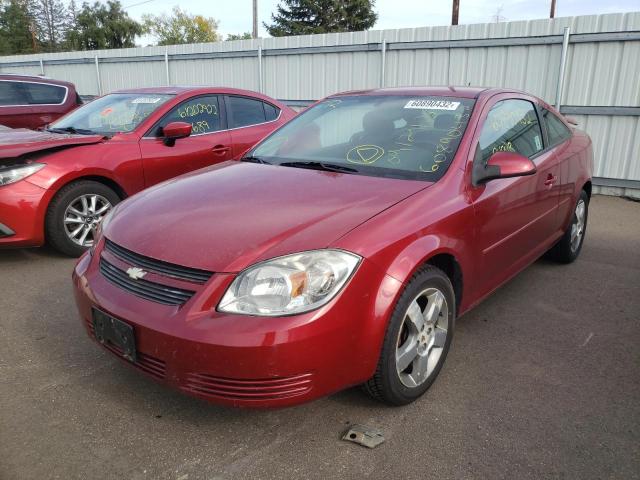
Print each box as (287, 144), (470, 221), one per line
(547, 190), (589, 264)
(363, 265), (455, 406)
(46, 180), (119, 257)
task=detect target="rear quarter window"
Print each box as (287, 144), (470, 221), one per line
(264, 103), (280, 121)
(23, 82), (67, 104)
(541, 108), (572, 146)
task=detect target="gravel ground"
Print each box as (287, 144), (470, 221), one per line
(1, 194), (639, 480)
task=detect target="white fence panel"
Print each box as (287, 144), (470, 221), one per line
(1, 12), (639, 195)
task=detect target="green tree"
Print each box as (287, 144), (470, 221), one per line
(265, 0), (377, 37)
(64, 0), (142, 50)
(0, 0), (38, 54)
(226, 32), (252, 41)
(142, 7), (219, 45)
(34, 0), (68, 51)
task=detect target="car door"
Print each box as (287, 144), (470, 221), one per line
(224, 95), (282, 158)
(139, 94), (232, 186)
(539, 106), (576, 232)
(470, 96), (560, 294)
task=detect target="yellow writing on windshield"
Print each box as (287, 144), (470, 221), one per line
(347, 145), (385, 164)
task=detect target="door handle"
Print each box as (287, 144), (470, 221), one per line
(544, 174), (557, 187)
(211, 145), (230, 155)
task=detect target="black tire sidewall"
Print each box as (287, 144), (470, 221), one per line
(46, 181), (120, 257)
(379, 267), (456, 404)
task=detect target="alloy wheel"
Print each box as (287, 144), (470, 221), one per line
(395, 287), (449, 388)
(63, 194), (112, 247)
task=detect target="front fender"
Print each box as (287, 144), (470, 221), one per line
(336, 193), (477, 315)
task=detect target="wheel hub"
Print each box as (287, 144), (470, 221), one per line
(395, 287), (449, 388)
(63, 194), (112, 247)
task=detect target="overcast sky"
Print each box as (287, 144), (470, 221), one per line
(125, 0), (640, 40)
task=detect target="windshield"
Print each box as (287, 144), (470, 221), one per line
(251, 95), (475, 181)
(50, 93), (173, 135)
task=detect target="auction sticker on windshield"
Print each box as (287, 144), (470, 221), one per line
(404, 99), (461, 110)
(131, 97), (163, 104)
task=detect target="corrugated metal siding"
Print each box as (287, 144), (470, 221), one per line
(0, 12), (639, 194)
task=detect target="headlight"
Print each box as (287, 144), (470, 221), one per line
(218, 249), (361, 316)
(0, 163), (45, 186)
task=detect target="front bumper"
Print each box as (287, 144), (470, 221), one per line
(0, 180), (50, 247)
(72, 243), (403, 408)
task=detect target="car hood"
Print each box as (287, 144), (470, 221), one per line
(106, 161), (433, 272)
(0, 128), (104, 160)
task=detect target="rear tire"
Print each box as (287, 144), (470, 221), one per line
(363, 265), (455, 406)
(547, 190), (589, 264)
(46, 180), (119, 257)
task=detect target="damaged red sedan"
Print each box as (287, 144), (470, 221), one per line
(0, 86), (294, 255)
(73, 87), (593, 408)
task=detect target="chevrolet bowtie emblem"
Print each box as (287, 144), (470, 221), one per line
(126, 267), (147, 280)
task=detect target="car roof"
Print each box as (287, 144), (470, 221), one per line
(110, 86), (289, 107)
(0, 74), (75, 88)
(113, 86), (265, 96)
(329, 86), (511, 99)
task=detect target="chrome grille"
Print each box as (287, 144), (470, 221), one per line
(99, 258), (194, 306)
(104, 239), (213, 284)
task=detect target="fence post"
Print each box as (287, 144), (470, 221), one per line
(164, 49), (170, 85)
(380, 39), (387, 87)
(94, 55), (102, 96)
(258, 44), (263, 93)
(555, 26), (571, 110)
(39, 58), (44, 75)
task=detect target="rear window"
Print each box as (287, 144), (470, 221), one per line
(0, 81), (28, 106)
(23, 82), (67, 104)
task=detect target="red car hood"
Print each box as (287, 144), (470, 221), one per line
(106, 161), (432, 272)
(0, 128), (104, 159)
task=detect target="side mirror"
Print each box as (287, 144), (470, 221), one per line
(162, 121), (192, 146)
(473, 151), (537, 185)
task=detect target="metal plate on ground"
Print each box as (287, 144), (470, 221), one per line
(342, 425), (385, 448)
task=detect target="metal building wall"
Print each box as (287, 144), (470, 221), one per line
(1, 12), (639, 196)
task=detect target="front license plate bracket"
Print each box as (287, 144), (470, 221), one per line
(92, 308), (137, 362)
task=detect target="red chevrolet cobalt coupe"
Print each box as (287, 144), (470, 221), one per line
(73, 87), (593, 408)
(0, 87), (294, 255)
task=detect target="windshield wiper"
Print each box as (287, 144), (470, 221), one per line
(46, 126), (96, 135)
(279, 161), (359, 174)
(241, 155), (271, 164)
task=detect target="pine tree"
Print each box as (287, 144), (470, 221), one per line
(0, 0), (38, 54)
(265, 0), (377, 37)
(62, 0), (80, 50)
(34, 0), (68, 51)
